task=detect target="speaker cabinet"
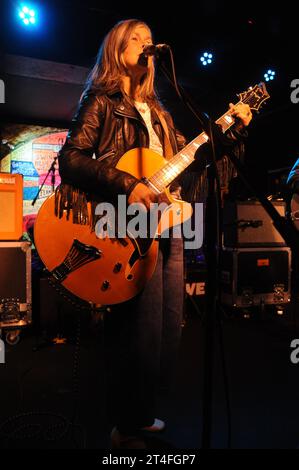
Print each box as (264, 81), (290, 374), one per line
(223, 200), (286, 247)
(0, 172), (23, 240)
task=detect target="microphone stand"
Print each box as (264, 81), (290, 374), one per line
(32, 156), (58, 206)
(157, 57), (224, 449)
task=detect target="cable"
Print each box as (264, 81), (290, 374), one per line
(0, 411), (71, 445)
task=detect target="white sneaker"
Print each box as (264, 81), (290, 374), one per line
(141, 418), (165, 432)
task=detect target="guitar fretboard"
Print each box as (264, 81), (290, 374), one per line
(148, 100), (244, 193)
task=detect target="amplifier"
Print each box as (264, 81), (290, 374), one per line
(0, 172), (23, 240)
(223, 200), (286, 247)
(0, 241), (32, 344)
(220, 247), (291, 308)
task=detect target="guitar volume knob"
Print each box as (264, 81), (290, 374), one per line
(101, 280), (110, 291)
(113, 262), (122, 273)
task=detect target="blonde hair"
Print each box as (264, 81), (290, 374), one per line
(84, 19), (164, 109)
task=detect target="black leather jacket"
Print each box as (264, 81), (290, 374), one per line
(58, 89), (186, 200)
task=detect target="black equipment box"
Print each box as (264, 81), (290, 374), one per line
(223, 200), (286, 247)
(0, 241), (32, 338)
(220, 247), (291, 307)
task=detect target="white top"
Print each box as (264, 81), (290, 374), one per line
(134, 101), (163, 156)
(134, 101), (181, 198)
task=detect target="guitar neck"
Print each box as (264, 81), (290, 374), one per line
(149, 101), (242, 193)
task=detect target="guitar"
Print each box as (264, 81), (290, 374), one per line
(34, 83), (270, 305)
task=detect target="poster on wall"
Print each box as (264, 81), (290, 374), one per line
(0, 125), (67, 235)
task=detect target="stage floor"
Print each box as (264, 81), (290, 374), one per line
(1, 298), (299, 449)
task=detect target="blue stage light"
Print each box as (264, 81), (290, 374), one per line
(264, 69), (276, 81)
(18, 4), (37, 26)
(200, 52), (213, 66)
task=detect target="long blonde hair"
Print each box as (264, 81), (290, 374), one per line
(84, 19), (163, 108)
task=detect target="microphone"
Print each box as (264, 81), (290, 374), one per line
(142, 43), (169, 56)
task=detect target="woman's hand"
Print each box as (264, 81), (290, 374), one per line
(229, 102), (253, 128)
(128, 182), (158, 210)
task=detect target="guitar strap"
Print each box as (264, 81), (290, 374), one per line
(155, 109), (174, 160)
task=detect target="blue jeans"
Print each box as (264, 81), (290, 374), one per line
(103, 235), (184, 433)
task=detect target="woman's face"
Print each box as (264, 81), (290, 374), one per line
(122, 25), (153, 74)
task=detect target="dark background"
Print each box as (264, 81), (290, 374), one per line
(1, 0), (299, 195)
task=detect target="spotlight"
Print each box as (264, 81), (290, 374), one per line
(200, 52), (213, 66)
(264, 69), (276, 81)
(18, 4), (37, 26)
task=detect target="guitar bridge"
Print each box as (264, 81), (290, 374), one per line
(51, 239), (102, 282)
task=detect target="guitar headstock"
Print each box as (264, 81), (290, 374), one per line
(237, 82), (270, 112)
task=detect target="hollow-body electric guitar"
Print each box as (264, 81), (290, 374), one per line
(34, 83), (270, 305)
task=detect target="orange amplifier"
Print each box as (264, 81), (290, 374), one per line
(0, 172), (23, 240)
